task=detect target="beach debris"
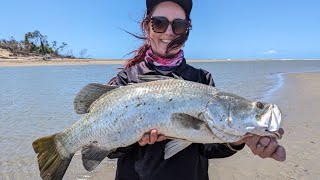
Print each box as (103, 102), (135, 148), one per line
(32, 76), (282, 180)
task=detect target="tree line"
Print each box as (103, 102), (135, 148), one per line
(0, 30), (88, 59)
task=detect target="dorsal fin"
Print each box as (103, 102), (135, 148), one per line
(74, 83), (118, 114)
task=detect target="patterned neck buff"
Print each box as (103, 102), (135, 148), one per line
(144, 48), (184, 71)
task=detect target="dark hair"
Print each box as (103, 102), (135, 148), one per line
(123, 8), (191, 69)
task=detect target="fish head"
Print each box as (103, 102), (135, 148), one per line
(204, 92), (282, 140)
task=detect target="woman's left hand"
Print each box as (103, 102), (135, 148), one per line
(231, 128), (286, 162)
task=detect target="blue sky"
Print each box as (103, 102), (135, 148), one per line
(1, 0), (319, 60)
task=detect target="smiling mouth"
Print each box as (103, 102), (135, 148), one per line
(160, 39), (171, 44)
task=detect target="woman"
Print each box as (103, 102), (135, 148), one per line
(107, 0), (286, 179)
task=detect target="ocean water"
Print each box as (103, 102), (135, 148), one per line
(0, 60), (319, 179)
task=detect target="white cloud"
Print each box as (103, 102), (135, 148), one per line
(263, 50), (278, 55)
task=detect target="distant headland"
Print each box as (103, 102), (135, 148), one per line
(0, 30), (89, 61)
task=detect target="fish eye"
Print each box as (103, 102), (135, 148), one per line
(256, 102), (264, 109)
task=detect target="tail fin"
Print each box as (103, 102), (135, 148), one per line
(32, 134), (74, 180)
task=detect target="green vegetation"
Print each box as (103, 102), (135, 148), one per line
(0, 30), (87, 59)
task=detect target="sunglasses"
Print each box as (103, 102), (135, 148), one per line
(150, 16), (191, 35)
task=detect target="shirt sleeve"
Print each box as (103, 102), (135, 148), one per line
(200, 69), (215, 87)
(201, 143), (245, 159)
(107, 71), (130, 86)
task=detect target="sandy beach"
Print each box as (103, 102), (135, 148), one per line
(0, 58), (127, 66)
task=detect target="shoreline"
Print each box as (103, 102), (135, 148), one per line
(1, 58), (320, 67)
(0, 59), (127, 67)
(264, 70), (320, 102)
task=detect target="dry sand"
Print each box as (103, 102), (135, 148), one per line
(91, 72), (320, 179)
(0, 58), (127, 66)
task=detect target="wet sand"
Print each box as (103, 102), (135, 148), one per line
(89, 72), (320, 179)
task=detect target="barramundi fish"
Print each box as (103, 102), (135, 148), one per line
(32, 76), (282, 180)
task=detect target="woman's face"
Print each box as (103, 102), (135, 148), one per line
(148, 2), (186, 57)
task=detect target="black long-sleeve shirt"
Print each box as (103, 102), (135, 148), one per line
(107, 59), (244, 180)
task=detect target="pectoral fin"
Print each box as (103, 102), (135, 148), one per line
(171, 113), (206, 130)
(164, 140), (192, 159)
(74, 83), (118, 114)
(163, 113), (207, 159)
(81, 143), (113, 172)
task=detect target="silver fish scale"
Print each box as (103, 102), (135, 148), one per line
(59, 79), (221, 153)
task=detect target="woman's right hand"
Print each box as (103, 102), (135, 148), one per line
(138, 129), (166, 146)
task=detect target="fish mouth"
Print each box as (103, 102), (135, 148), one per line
(251, 103), (283, 139)
(266, 104), (282, 139)
(267, 104), (281, 131)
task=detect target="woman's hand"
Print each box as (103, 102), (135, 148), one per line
(138, 129), (166, 146)
(231, 128), (286, 162)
